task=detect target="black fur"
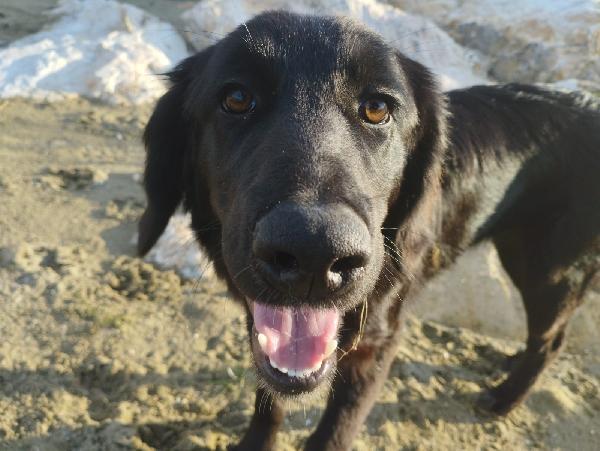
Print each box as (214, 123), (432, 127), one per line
(139, 12), (600, 450)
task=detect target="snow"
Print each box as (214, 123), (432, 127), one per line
(182, 0), (489, 91)
(2, 0), (596, 103)
(0, 0), (189, 104)
(141, 213), (213, 280)
(394, 0), (600, 89)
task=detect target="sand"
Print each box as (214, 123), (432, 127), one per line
(0, 1), (599, 450)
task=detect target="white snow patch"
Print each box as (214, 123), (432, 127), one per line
(394, 0), (600, 89)
(141, 213), (214, 281)
(182, 0), (489, 90)
(0, 0), (189, 104)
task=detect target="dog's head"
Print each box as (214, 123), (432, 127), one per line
(139, 11), (447, 397)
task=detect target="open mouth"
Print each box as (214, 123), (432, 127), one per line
(249, 302), (340, 395)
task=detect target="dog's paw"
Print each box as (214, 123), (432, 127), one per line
(476, 388), (517, 416)
(227, 437), (274, 451)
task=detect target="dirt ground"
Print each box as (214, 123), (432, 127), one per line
(0, 96), (599, 451)
(1, 0), (600, 449)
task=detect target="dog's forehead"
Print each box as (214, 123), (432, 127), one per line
(219, 12), (401, 86)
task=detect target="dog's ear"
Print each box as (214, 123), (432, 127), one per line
(385, 53), (449, 274)
(138, 50), (212, 256)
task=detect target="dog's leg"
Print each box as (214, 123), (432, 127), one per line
(480, 235), (597, 415)
(501, 350), (524, 372)
(479, 278), (582, 414)
(304, 338), (399, 451)
(231, 388), (284, 451)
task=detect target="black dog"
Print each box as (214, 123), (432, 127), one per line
(138, 11), (600, 450)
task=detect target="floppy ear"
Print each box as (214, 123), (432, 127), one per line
(384, 53), (449, 275)
(138, 51), (212, 256)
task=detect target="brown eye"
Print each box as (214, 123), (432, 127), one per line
(222, 87), (255, 114)
(361, 99), (390, 124)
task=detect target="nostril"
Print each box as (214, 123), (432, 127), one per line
(327, 253), (369, 292)
(330, 254), (368, 275)
(272, 251), (298, 273)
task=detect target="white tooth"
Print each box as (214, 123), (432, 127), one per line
(288, 369), (297, 377)
(279, 366), (288, 374)
(324, 339), (338, 357)
(269, 358), (279, 370)
(312, 362), (322, 372)
(271, 335), (279, 353)
(257, 333), (268, 352)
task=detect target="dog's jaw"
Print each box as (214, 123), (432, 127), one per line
(248, 300), (340, 395)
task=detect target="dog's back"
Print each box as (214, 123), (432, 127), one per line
(440, 84), (600, 253)
(436, 83), (600, 413)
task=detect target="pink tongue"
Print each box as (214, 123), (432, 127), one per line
(253, 303), (339, 371)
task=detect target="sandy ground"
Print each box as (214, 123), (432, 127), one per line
(1, 1), (599, 450)
(0, 96), (599, 450)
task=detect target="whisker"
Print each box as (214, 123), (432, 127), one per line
(379, 264), (406, 304)
(383, 243), (403, 260)
(259, 389), (268, 414)
(232, 264), (252, 282)
(383, 247), (404, 268)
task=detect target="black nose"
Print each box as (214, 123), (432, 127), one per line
(252, 203), (371, 299)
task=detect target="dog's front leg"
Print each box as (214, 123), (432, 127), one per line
(304, 338), (399, 451)
(231, 387), (284, 451)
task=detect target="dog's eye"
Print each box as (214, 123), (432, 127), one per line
(361, 99), (390, 124)
(222, 88), (255, 114)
